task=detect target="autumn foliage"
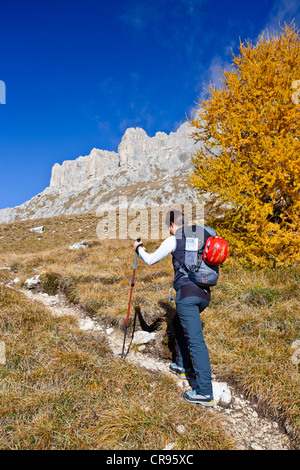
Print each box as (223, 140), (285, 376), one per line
(189, 23), (300, 267)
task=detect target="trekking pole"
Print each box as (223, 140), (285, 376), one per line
(120, 238), (141, 358)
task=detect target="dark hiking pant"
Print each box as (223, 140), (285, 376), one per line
(174, 288), (213, 397)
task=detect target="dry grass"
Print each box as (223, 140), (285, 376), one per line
(0, 212), (99, 254)
(0, 285), (233, 450)
(204, 262), (300, 440)
(0, 213), (299, 448)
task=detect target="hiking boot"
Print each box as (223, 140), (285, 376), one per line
(184, 390), (214, 407)
(169, 363), (186, 379)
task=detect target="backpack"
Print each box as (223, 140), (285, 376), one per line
(173, 225), (220, 288)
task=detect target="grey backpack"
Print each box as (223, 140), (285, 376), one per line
(174, 225), (219, 288)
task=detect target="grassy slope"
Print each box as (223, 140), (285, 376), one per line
(0, 213), (299, 448)
(0, 214), (234, 450)
(0, 284), (234, 450)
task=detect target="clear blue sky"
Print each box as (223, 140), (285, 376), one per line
(1, 0), (300, 209)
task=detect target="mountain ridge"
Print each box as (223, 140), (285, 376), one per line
(0, 121), (203, 224)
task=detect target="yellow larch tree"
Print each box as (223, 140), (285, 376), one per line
(189, 23), (300, 267)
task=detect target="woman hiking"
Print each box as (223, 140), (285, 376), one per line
(133, 209), (215, 407)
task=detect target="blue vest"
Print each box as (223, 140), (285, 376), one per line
(172, 224), (217, 291)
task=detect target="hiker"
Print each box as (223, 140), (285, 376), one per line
(133, 210), (215, 407)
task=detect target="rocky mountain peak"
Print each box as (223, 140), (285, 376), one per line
(49, 121), (196, 189)
(0, 121), (203, 224)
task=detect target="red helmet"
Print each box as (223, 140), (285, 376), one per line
(203, 236), (229, 266)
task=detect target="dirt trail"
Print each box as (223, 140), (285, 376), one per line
(21, 287), (293, 450)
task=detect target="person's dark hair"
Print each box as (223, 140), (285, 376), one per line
(165, 210), (187, 227)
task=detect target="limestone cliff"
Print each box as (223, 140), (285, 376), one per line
(49, 122), (196, 188)
(50, 149), (119, 188)
(0, 122), (203, 224)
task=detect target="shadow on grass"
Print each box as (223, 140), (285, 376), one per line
(123, 302), (197, 389)
(124, 301), (178, 362)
